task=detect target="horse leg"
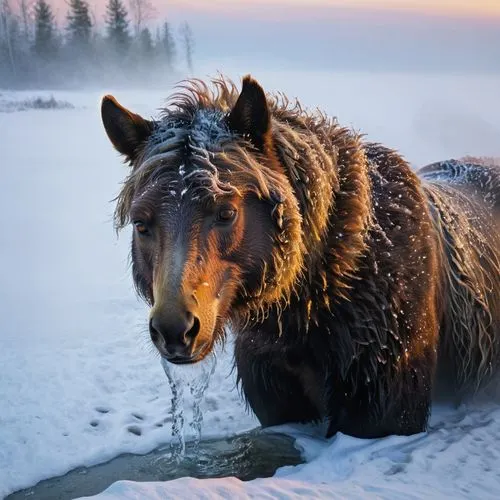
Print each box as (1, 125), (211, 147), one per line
(234, 334), (321, 427)
(326, 356), (434, 438)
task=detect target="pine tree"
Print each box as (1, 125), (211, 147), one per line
(0, 0), (29, 81)
(66, 0), (92, 51)
(33, 0), (56, 60)
(138, 26), (152, 58)
(105, 0), (130, 54)
(179, 22), (194, 73)
(161, 21), (175, 69)
(0, 0), (16, 76)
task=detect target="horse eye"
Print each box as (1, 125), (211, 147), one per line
(217, 208), (237, 223)
(133, 220), (148, 235)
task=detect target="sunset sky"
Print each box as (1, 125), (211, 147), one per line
(46, 0), (500, 74)
(48, 0), (500, 20)
(164, 0), (500, 17)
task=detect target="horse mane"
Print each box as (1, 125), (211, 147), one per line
(165, 76), (373, 301)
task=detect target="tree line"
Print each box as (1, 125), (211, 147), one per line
(0, 0), (195, 88)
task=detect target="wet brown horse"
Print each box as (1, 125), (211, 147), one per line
(101, 76), (500, 438)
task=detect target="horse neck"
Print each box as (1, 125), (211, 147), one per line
(277, 120), (373, 300)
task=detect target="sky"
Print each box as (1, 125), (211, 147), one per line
(50, 0), (500, 18)
(49, 0), (500, 22)
(161, 0), (500, 18)
(48, 0), (500, 74)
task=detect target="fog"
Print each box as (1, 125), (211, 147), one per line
(186, 7), (500, 74)
(1, 2), (499, 90)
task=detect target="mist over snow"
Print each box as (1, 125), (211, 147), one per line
(1, 1), (499, 89)
(184, 6), (500, 75)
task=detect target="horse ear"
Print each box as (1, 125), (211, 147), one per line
(101, 95), (154, 163)
(227, 75), (271, 149)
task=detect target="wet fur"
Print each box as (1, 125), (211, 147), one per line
(108, 77), (500, 438)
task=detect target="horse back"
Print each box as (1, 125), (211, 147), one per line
(418, 160), (500, 395)
(419, 159), (500, 213)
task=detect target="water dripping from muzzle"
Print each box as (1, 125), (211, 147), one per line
(160, 354), (217, 463)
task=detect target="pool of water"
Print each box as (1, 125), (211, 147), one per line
(7, 430), (303, 500)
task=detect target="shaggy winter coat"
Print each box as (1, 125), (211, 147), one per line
(102, 76), (500, 438)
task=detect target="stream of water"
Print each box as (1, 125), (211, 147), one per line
(160, 354), (217, 462)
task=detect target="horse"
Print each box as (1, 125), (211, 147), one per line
(101, 76), (500, 438)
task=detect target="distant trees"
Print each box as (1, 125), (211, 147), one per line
(66, 0), (93, 51)
(0, 1), (15, 75)
(18, 0), (32, 41)
(33, 0), (57, 60)
(128, 0), (154, 36)
(160, 21), (175, 70)
(180, 21), (193, 73)
(138, 26), (153, 60)
(0, 0), (196, 88)
(105, 0), (130, 54)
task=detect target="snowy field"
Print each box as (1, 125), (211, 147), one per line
(1, 69), (500, 499)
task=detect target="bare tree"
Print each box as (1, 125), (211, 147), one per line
(160, 20), (176, 70)
(179, 21), (194, 73)
(128, 0), (154, 36)
(0, 0), (17, 76)
(18, 0), (33, 40)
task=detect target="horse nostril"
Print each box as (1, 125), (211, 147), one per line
(185, 316), (201, 342)
(149, 318), (160, 343)
(149, 313), (199, 353)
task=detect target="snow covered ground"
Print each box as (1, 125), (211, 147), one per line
(80, 402), (500, 499)
(1, 69), (500, 499)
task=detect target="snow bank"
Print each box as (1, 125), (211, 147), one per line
(0, 95), (75, 113)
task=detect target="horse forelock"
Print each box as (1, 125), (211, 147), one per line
(113, 96), (239, 230)
(114, 77), (284, 230)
